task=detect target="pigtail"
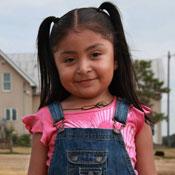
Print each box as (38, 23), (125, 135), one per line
(37, 16), (58, 108)
(99, 2), (125, 40)
(99, 2), (142, 111)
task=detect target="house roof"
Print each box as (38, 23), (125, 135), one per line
(0, 49), (37, 87)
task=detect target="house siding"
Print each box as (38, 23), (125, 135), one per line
(0, 55), (34, 135)
(151, 99), (162, 144)
(32, 94), (40, 112)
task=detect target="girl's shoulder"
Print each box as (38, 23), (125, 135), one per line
(22, 106), (55, 145)
(22, 106), (52, 132)
(127, 104), (151, 135)
(116, 97), (151, 124)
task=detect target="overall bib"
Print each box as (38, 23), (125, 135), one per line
(48, 99), (136, 175)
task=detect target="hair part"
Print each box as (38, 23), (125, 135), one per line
(50, 7), (115, 52)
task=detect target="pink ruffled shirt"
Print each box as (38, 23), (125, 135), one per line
(22, 97), (150, 173)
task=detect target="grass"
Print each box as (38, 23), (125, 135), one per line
(0, 146), (31, 154)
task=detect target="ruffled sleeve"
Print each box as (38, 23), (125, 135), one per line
(127, 105), (151, 135)
(22, 107), (57, 145)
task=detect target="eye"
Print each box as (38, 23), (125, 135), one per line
(91, 52), (102, 59)
(64, 57), (75, 63)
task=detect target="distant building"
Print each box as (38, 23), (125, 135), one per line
(151, 58), (165, 145)
(0, 50), (39, 135)
(156, 56), (175, 138)
(148, 57), (175, 144)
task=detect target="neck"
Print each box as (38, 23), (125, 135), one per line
(63, 96), (115, 111)
(61, 92), (114, 109)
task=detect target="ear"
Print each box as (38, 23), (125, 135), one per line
(114, 60), (118, 70)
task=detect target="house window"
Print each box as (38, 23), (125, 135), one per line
(12, 109), (17, 120)
(5, 108), (17, 120)
(6, 109), (11, 120)
(3, 73), (11, 91)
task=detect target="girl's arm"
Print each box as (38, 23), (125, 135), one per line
(136, 122), (157, 175)
(28, 133), (48, 175)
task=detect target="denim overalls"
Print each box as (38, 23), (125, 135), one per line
(48, 99), (136, 175)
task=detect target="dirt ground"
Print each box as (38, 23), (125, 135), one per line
(0, 154), (29, 175)
(156, 158), (175, 175)
(0, 147), (174, 175)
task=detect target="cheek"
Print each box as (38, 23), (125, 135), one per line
(99, 60), (115, 73)
(57, 64), (68, 78)
(59, 73), (71, 92)
(59, 71), (68, 82)
(58, 68), (74, 86)
(103, 62), (115, 80)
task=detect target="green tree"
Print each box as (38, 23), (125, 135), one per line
(4, 125), (14, 153)
(134, 60), (169, 124)
(0, 119), (14, 153)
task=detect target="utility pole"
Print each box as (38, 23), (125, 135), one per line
(167, 51), (170, 146)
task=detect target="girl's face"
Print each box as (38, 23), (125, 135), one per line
(54, 29), (116, 101)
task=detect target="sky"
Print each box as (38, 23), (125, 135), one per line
(0, 0), (175, 59)
(0, 0), (175, 136)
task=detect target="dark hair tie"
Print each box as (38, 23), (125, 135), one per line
(97, 6), (109, 16)
(53, 17), (60, 24)
(97, 7), (103, 12)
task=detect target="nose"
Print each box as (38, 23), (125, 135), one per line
(76, 59), (92, 74)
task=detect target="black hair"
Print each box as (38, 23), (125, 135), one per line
(37, 1), (149, 121)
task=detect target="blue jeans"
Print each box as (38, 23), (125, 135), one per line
(48, 99), (135, 175)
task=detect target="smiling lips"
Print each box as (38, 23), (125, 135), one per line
(75, 78), (97, 87)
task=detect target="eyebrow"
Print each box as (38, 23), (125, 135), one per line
(85, 43), (105, 52)
(59, 43), (105, 55)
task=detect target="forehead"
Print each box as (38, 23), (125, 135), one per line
(55, 28), (113, 50)
(71, 26), (113, 40)
(65, 29), (103, 40)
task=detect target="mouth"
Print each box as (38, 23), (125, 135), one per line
(75, 78), (97, 86)
(76, 78), (97, 83)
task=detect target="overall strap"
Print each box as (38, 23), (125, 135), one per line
(114, 98), (129, 125)
(48, 102), (64, 124)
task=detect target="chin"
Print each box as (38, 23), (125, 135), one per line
(76, 92), (104, 100)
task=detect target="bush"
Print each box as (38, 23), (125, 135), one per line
(17, 134), (31, 147)
(12, 134), (18, 145)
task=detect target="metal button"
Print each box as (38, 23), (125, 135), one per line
(113, 128), (120, 133)
(96, 156), (103, 163)
(70, 155), (78, 162)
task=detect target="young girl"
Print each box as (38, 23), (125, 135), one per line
(23, 2), (157, 175)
